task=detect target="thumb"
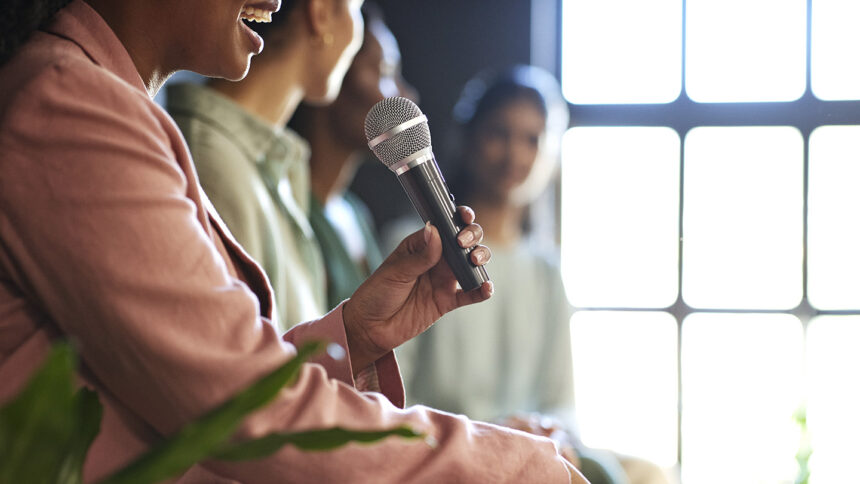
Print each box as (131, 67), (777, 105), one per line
(383, 222), (443, 283)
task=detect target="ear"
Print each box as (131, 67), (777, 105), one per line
(304, 0), (335, 37)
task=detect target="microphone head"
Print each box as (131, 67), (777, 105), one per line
(364, 97), (432, 169)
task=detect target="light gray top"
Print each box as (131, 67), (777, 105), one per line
(394, 229), (575, 426)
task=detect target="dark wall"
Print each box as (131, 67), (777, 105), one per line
(350, 0), (535, 237)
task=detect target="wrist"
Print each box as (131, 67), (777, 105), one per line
(342, 299), (381, 375)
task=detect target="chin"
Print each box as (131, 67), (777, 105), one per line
(223, 60), (253, 81)
(319, 77), (347, 104)
(202, 54), (253, 82)
(305, 90), (339, 107)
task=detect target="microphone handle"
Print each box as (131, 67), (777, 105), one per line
(396, 155), (490, 291)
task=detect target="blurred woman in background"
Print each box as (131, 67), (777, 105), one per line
(393, 65), (672, 484)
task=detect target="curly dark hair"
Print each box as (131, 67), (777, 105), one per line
(0, 0), (72, 65)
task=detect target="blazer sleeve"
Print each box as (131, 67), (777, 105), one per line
(0, 62), (572, 483)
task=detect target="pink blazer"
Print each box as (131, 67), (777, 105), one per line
(0, 2), (571, 482)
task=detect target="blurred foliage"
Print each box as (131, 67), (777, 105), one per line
(793, 405), (811, 484)
(0, 341), (422, 484)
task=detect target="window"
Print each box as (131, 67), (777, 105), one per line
(557, 0), (860, 482)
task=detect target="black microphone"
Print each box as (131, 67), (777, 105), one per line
(365, 96), (490, 292)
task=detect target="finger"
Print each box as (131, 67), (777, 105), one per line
(457, 205), (475, 224)
(457, 223), (483, 248)
(453, 280), (493, 309)
(469, 245), (491, 266)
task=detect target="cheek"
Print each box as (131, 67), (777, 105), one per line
(474, 142), (507, 173)
(515, 144), (540, 169)
(183, 12), (252, 79)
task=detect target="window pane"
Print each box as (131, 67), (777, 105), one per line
(561, 127), (680, 308)
(811, 1), (860, 100)
(686, 0), (806, 102)
(808, 126), (860, 310)
(683, 127), (803, 309)
(807, 316), (860, 483)
(561, 0), (681, 104)
(572, 311), (678, 466)
(682, 313), (803, 484)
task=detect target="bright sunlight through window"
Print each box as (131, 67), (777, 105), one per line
(808, 126), (860, 310)
(571, 311), (678, 467)
(686, 0), (806, 102)
(811, 0), (860, 100)
(559, 1), (860, 482)
(561, 127), (679, 308)
(561, 0), (681, 104)
(683, 127), (803, 309)
(806, 317), (860, 484)
(681, 314), (803, 484)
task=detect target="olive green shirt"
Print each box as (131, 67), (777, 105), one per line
(167, 82), (325, 331)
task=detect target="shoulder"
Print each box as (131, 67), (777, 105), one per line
(0, 34), (185, 205)
(168, 96), (255, 187)
(177, 115), (248, 176)
(3, 30), (151, 115)
(1, 33), (169, 156)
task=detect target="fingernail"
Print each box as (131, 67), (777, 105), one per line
(473, 249), (486, 264)
(423, 222), (432, 245)
(458, 229), (474, 247)
(487, 281), (494, 296)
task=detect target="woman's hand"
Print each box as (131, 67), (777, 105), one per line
(500, 413), (581, 469)
(342, 206), (492, 372)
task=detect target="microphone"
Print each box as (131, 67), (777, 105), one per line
(365, 97), (489, 292)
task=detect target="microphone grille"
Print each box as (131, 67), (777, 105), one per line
(364, 97), (432, 168)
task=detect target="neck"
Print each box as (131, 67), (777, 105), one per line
(85, 0), (174, 98)
(468, 197), (526, 247)
(307, 115), (361, 203)
(209, 51), (305, 128)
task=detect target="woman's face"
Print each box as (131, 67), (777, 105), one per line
(308, 0), (365, 103)
(172, 0), (281, 81)
(326, 19), (416, 149)
(469, 98), (547, 204)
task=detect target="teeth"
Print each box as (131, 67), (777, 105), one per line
(241, 6), (273, 23)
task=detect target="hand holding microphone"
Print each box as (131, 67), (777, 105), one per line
(364, 96), (490, 291)
(341, 97), (492, 372)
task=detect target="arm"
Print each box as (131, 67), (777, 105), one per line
(0, 64), (577, 483)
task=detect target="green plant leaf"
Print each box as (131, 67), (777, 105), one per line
(98, 341), (326, 484)
(211, 426), (425, 461)
(0, 343), (80, 484)
(56, 388), (103, 484)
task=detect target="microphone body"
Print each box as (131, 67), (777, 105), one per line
(396, 152), (489, 291)
(365, 97), (489, 291)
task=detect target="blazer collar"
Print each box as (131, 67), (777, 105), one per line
(43, 0), (148, 96)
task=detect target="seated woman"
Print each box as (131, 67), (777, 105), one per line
(0, 1), (583, 482)
(289, 2), (417, 310)
(392, 65), (671, 484)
